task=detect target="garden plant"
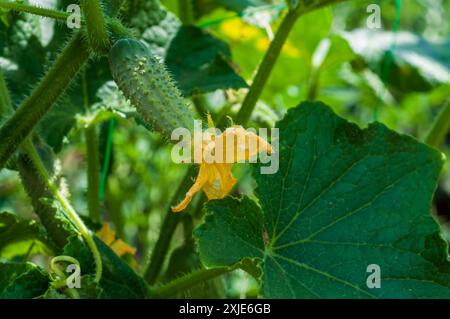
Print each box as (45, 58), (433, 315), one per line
(0, 0), (449, 299)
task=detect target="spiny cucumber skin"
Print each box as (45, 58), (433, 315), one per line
(109, 38), (194, 138)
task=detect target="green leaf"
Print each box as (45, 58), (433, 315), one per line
(0, 13), (47, 103)
(343, 30), (450, 89)
(196, 197), (265, 266)
(0, 262), (49, 298)
(63, 236), (149, 298)
(195, 101), (450, 298)
(166, 26), (248, 96)
(0, 211), (53, 258)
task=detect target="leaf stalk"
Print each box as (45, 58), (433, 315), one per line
(0, 33), (90, 170)
(22, 139), (103, 282)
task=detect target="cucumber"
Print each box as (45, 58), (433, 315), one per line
(109, 38), (194, 138)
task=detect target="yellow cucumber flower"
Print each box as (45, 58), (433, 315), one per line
(172, 116), (272, 213)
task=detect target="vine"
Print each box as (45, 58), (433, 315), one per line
(80, 0), (110, 54)
(0, 0), (70, 21)
(85, 124), (102, 223)
(0, 33), (90, 169)
(21, 139), (103, 282)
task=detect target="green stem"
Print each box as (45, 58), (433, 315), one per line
(148, 267), (230, 298)
(21, 139), (102, 282)
(1, 68), (73, 249)
(235, 0), (353, 125)
(0, 69), (12, 116)
(105, 178), (124, 238)
(306, 68), (319, 101)
(85, 124), (101, 223)
(144, 165), (198, 284)
(178, 0), (194, 25)
(373, 0), (402, 120)
(99, 118), (116, 202)
(0, 33), (90, 170)
(80, 0), (110, 54)
(192, 94), (208, 119)
(424, 99), (450, 148)
(65, 288), (80, 299)
(235, 9), (300, 125)
(182, 214), (194, 243)
(0, 0), (70, 21)
(107, 17), (133, 42)
(17, 140), (75, 250)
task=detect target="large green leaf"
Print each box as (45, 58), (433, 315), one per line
(166, 26), (248, 96)
(0, 211), (53, 258)
(195, 101), (450, 298)
(0, 262), (49, 298)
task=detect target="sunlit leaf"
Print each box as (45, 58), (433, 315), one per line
(0, 211), (53, 258)
(166, 26), (248, 96)
(196, 101), (450, 298)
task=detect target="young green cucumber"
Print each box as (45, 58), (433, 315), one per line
(109, 38), (194, 138)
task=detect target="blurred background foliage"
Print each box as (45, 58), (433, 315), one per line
(0, 0), (449, 298)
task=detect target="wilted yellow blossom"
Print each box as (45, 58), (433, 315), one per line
(96, 224), (136, 257)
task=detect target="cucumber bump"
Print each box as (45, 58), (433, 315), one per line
(109, 38), (194, 138)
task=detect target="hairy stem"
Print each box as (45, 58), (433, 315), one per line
(0, 0), (69, 21)
(179, 0), (194, 25)
(107, 17), (133, 42)
(80, 0), (110, 54)
(0, 70), (73, 250)
(85, 124), (101, 222)
(235, 9), (299, 125)
(424, 99), (450, 148)
(148, 267), (230, 298)
(17, 142), (75, 250)
(0, 69), (12, 117)
(144, 165), (198, 284)
(306, 69), (319, 101)
(0, 33), (90, 170)
(21, 139), (102, 282)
